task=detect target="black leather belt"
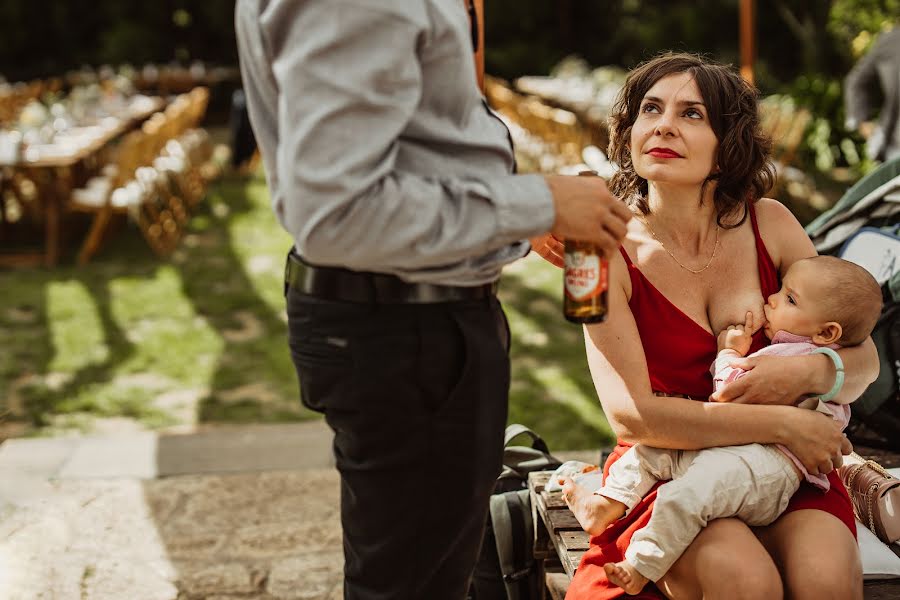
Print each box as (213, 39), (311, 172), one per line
(285, 252), (497, 304)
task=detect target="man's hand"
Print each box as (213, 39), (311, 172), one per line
(529, 233), (564, 268)
(543, 175), (632, 261)
(716, 311), (758, 356)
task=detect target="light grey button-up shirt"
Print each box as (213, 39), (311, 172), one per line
(235, 0), (555, 285)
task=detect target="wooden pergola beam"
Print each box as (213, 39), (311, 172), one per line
(472, 0), (485, 91)
(740, 0), (756, 84)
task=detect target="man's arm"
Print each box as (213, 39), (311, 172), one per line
(260, 0), (554, 272)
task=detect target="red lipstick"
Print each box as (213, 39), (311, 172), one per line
(647, 148), (683, 158)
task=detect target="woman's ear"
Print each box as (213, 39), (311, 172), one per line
(812, 322), (842, 346)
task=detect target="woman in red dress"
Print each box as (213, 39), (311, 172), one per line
(533, 53), (880, 599)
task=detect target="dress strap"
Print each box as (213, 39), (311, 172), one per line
(747, 200), (761, 236)
(745, 199), (781, 303)
(618, 246), (633, 265)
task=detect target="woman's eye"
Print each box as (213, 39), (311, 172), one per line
(685, 108), (702, 119)
(642, 103), (660, 113)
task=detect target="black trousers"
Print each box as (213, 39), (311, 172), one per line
(286, 286), (511, 600)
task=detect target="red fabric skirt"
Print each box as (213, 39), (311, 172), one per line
(565, 445), (856, 600)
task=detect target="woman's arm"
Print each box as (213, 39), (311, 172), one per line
(585, 256), (847, 473)
(709, 338), (878, 405)
(708, 199), (880, 405)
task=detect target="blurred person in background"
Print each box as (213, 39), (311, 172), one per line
(844, 23), (900, 162)
(234, 1), (632, 598)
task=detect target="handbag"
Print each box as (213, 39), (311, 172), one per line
(838, 453), (900, 544)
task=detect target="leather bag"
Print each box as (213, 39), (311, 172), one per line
(839, 454), (900, 544)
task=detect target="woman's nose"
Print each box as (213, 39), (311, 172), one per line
(655, 112), (676, 136)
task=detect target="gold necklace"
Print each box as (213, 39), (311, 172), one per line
(641, 217), (720, 274)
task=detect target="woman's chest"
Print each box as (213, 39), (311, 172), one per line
(638, 253), (768, 336)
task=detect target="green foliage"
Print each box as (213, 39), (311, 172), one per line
(778, 2), (897, 177)
(484, 0), (738, 80)
(829, 0), (900, 57)
(0, 0), (237, 80)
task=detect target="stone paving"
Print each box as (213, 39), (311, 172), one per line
(0, 422), (344, 600)
(0, 422), (601, 600)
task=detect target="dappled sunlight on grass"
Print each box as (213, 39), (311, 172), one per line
(227, 175), (293, 317)
(500, 254), (616, 450)
(0, 172), (315, 437)
(108, 266), (223, 384)
(1, 170), (616, 450)
(46, 281), (110, 372)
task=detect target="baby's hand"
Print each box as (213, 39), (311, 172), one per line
(717, 311), (757, 356)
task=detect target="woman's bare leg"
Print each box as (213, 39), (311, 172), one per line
(756, 510), (862, 600)
(656, 518), (783, 600)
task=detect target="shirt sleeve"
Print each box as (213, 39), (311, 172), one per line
(818, 401), (852, 431)
(262, 0), (554, 272)
(711, 350), (746, 392)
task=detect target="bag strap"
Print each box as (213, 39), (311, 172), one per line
(490, 490), (534, 600)
(504, 423), (550, 453)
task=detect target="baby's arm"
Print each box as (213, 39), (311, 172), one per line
(713, 312), (757, 392)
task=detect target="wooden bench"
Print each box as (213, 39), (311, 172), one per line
(528, 447), (900, 600)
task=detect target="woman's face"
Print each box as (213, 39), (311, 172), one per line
(629, 72), (719, 188)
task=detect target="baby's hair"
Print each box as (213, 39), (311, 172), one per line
(802, 256), (882, 346)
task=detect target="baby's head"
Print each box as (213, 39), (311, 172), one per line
(764, 256), (882, 346)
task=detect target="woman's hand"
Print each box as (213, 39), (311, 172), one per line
(709, 353), (815, 405)
(529, 233), (565, 268)
(781, 409), (852, 475)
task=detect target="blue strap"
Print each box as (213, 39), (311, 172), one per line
(811, 347), (845, 402)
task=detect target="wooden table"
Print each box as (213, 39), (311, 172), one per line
(0, 97), (163, 267)
(529, 447), (900, 600)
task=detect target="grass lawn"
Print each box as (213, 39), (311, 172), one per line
(0, 169), (615, 450)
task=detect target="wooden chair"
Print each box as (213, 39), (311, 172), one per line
(187, 86), (209, 129)
(131, 166), (184, 256)
(69, 130), (146, 263)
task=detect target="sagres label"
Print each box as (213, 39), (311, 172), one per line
(564, 251), (606, 300)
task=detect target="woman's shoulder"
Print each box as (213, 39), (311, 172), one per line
(752, 197), (798, 227)
(751, 197), (817, 271)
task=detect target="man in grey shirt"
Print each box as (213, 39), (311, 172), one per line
(845, 23), (900, 162)
(235, 1), (630, 598)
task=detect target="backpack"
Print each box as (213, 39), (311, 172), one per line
(469, 424), (563, 600)
(805, 156), (900, 449)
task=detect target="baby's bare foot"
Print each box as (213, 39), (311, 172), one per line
(560, 477), (626, 536)
(604, 561), (649, 595)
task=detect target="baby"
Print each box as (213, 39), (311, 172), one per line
(576, 255), (883, 595)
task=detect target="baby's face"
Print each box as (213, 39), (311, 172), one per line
(763, 260), (830, 339)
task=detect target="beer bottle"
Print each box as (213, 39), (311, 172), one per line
(563, 171), (609, 324)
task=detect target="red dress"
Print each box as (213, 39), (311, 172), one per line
(566, 202), (856, 600)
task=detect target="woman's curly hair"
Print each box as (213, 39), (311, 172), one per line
(608, 52), (775, 228)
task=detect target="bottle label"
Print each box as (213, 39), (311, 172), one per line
(564, 251), (607, 301)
